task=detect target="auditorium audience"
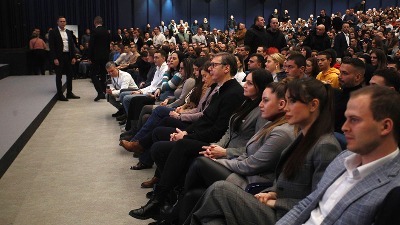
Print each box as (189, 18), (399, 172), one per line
(30, 4), (400, 223)
(179, 80), (296, 223)
(185, 77), (341, 224)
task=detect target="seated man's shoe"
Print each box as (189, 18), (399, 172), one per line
(130, 161), (152, 170)
(148, 220), (171, 225)
(116, 114), (127, 121)
(129, 198), (162, 220)
(120, 140), (144, 153)
(118, 119), (126, 126)
(132, 152), (141, 158)
(66, 92), (80, 99)
(112, 110), (124, 117)
(141, 176), (159, 188)
(58, 95), (69, 101)
(120, 128), (137, 141)
(94, 93), (106, 101)
(146, 191), (154, 199)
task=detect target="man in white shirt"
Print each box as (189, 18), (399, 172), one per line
(192, 27), (207, 45)
(105, 61), (138, 116)
(186, 86), (400, 225)
(48, 16), (80, 101)
(117, 50), (168, 127)
(152, 27), (166, 47)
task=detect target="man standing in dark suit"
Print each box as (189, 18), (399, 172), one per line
(48, 16), (80, 101)
(89, 16), (111, 101)
(334, 23), (350, 58)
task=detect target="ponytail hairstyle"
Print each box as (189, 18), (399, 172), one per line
(189, 58), (209, 106)
(283, 77), (334, 179)
(254, 79), (296, 142)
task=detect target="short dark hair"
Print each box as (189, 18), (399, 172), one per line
(254, 16), (263, 24)
(351, 86), (400, 143)
(243, 45), (251, 52)
(215, 52), (238, 76)
(286, 54), (306, 68)
(373, 69), (400, 92)
(341, 57), (366, 76)
(317, 50), (334, 67)
(155, 49), (167, 59)
(249, 53), (266, 69)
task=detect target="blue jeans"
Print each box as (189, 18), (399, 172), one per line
(132, 106), (175, 141)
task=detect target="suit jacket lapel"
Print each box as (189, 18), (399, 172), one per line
(322, 154), (400, 224)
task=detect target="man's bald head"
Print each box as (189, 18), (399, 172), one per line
(316, 24), (326, 36)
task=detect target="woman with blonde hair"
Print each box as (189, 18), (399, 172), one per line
(265, 53), (286, 82)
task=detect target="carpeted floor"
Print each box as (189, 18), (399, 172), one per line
(0, 79), (156, 225)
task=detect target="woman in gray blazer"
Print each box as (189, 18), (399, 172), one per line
(178, 81), (296, 223)
(184, 77), (341, 225)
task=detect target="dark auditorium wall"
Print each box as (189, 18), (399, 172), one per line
(0, 0), (397, 49)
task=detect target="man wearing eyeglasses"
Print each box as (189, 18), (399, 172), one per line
(129, 53), (245, 221)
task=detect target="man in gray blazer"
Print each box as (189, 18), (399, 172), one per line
(186, 86), (400, 225)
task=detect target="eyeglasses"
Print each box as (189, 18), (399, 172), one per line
(210, 62), (225, 68)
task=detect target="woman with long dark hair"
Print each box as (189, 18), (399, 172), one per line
(184, 78), (341, 225)
(305, 57), (319, 78)
(370, 48), (387, 71)
(120, 57), (204, 142)
(122, 51), (184, 130)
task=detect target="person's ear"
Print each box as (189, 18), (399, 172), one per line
(309, 99), (320, 112)
(278, 99), (286, 110)
(381, 118), (394, 136)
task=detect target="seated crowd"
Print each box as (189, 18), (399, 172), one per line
(75, 5), (400, 225)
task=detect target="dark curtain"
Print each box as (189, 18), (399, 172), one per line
(1, 0), (119, 49)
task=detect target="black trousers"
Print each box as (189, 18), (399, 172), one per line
(138, 118), (191, 168)
(89, 59), (108, 95)
(179, 157), (232, 223)
(151, 139), (211, 201)
(55, 52), (74, 95)
(184, 157), (232, 192)
(125, 95), (155, 131)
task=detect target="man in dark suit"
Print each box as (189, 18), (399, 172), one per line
(48, 16), (80, 101)
(89, 16), (111, 101)
(334, 23), (350, 58)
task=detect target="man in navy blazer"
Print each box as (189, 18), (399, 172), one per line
(48, 16), (80, 101)
(278, 86), (400, 225)
(89, 16), (111, 101)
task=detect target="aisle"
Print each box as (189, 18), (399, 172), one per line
(0, 79), (155, 225)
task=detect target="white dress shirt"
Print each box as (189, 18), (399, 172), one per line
(140, 62), (168, 94)
(304, 148), (399, 225)
(110, 70), (138, 96)
(58, 27), (69, 52)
